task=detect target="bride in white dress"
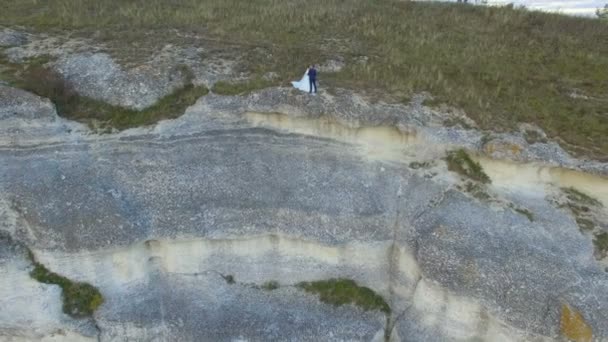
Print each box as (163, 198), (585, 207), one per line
(291, 66), (311, 92)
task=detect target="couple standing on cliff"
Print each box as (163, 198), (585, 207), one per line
(291, 65), (318, 94)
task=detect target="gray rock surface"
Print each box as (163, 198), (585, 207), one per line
(0, 28), (28, 47)
(0, 85), (86, 145)
(0, 85), (56, 121)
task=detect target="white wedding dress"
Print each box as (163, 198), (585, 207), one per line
(291, 68), (311, 92)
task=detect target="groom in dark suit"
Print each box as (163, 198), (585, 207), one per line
(308, 65), (317, 94)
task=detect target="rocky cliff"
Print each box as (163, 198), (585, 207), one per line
(0, 28), (607, 342)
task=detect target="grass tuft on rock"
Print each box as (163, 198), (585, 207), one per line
(17, 66), (208, 130)
(514, 207), (535, 222)
(261, 280), (280, 291)
(593, 232), (608, 256)
(446, 149), (491, 184)
(27, 250), (103, 318)
(297, 278), (390, 314)
(562, 187), (602, 208)
(222, 274), (236, 284)
(560, 187), (601, 233)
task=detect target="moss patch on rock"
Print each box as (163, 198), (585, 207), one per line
(593, 232), (608, 257)
(514, 207), (535, 222)
(297, 278), (390, 314)
(560, 304), (593, 342)
(27, 251), (103, 318)
(446, 149), (491, 184)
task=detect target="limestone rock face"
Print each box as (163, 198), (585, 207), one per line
(54, 53), (187, 110)
(0, 85), (56, 121)
(0, 55), (607, 341)
(0, 28), (28, 47)
(0, 86), (85, 145)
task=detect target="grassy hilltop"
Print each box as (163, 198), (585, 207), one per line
(1, 0), (607, 157)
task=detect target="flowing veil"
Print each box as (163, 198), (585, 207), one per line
(291, 68), (311, 92)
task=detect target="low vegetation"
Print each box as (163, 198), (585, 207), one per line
(222, 274), (236, 284)
(523, 130), (547, 145)
(261, 280), (280, 291)
(459, 181), (491, 201)
(446, 149), (491, 184)
(593, 232), (608, 256)
(559, 187), (607, 259)
(1, 0), (607, 156)
(297, 278), (390, 314)
(15, 66), (208, 130)
(513, 206), (535, 222)
(562, 187), (603, 208)
(560, 187), (601, 232)
(27, 250), (103, 318)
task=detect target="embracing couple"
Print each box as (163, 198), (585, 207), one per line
(291, 64), (318, 94)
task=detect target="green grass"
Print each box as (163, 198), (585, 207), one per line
(1, 0), (607, 156)
(446, 149), (491, 183)
(298, 278), (390, 314)
(27, 251), (103, 318)
(15, 66), (208, 130)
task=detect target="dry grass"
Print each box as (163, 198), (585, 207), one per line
(560, 304), (593, 342)
(1, 0), (607, 156)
